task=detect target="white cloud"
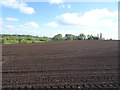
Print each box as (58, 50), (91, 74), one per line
(48, 0), (65, 4)
(54, 8), (118, 39)
(59, 4), (71, 9)
(2, 24), (15, 29)
(5, 25), (15, 29)
(0, 18), (2, 25)
(54, 26), (118, 40)
(20, 21), (39, 28)
(0, 18), (15, 31)
(0, 0), (35, 14)
(56, 8), (117, 27)
(19, 7), (35, 14)
(1, 21), (39, 30)
(77, 28), (118, 40)
(56, 13), (81, 26)
(6, 17), (19, 21)
(67, 5), (71, 8)
(1, 21), (40, 35)
(0, 18), (3, 31)
(45, 21), (58, 27)
(59, 4), (65, 8)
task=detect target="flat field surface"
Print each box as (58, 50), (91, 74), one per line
(2, 40), (119, 88)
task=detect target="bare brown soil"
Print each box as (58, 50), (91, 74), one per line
(2, 40), (119, 88)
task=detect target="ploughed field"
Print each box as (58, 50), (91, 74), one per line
(2, 40), (119, 88)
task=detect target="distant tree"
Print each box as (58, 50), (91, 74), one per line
(65, 34), (74, 40)
(72, 35), (78, 40)
(18, 38), (22, 43)
(1, 33), (106, 44)
(1, 38), (4, 43)
(19, 39), (27, 44)
(87, 35), (94, 40)
(26, 36), (31, 40)
(93, 36), (99, 40)
(32, 40), (35, 43)
(78, 34), (86, 40)
(100, 33), (102, 39)
(52, 34), (63, 40)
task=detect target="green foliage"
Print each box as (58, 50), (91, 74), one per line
(19, 39), (27, 44)
(4, 40), (19, 44)
(1, 33), (105, 44)
(78, 34), (86, 40)
(87, 34), (102, 40)
(87, 35), (94, 40)
(52, 34), (62, 40)
(1, 34), (52, 44)
(65, 34), (75, 40)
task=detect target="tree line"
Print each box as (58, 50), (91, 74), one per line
(0, 33), (104, 44)
(0, 34), (51, 44)
(52, 33), (104, 40)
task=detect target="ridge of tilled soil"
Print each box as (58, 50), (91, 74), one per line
(2, 40), (119, 89)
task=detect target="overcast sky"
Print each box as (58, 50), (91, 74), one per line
(0, 0), (118, 39)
